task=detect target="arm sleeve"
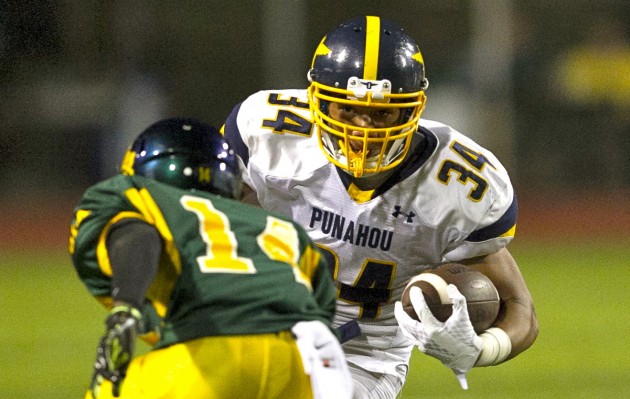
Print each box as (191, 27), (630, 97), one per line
(106, 219), (162, 309)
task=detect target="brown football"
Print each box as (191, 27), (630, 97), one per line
(401, 262), (500, 333)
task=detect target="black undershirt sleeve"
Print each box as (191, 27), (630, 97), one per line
(106, 219), (162, 309)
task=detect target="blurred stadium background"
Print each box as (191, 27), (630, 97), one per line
(1, 1), (629, 398)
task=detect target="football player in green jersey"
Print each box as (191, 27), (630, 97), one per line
(70, 118), (352, 399)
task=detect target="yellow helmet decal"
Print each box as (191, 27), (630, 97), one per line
(311, 37), (331, 66)
(412, 51), (424, 65)
(198, 167), (211, 183)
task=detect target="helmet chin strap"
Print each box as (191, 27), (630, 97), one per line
(347, 149), (365, 178)
(337, 139), (381, 178)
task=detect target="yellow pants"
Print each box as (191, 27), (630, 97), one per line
(85, 332), (313, 399)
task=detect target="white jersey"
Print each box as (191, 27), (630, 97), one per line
(223, 89), (517, 377)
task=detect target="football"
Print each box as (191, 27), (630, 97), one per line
(401, 262), (500, 333)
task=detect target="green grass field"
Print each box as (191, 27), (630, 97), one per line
(2, 239), (629, 398)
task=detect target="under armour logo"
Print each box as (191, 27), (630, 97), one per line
(392, 206), (416, 223)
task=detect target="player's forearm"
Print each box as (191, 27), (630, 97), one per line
(494, 297), (538, 361)
(462, 248), (538, 362)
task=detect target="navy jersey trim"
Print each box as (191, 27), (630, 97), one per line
(466, 194), (518, 242)
(222, 101), (249, 166)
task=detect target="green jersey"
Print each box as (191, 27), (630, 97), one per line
(70, 175), (336, 349)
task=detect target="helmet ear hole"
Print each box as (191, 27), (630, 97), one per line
(307, 68), (317, 83)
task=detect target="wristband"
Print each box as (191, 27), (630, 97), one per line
(475, 327), (511, 367)
(107, 305), (143, 328)
(109, 305), (142, 319)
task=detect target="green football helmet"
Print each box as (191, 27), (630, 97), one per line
(120, 117), (243, 199)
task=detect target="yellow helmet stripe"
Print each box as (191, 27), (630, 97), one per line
(363, 16), (381, 80)
(120, 149), (136, 175)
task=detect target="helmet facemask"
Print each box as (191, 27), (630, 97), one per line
(308, 76), (427, 178)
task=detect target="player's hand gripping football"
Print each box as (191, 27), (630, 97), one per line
(394, 284), (483, 390)
(89, 305), (142, 398)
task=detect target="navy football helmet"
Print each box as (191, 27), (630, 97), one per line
(308, 16), (429, 177)
(120, 117), (243, 199)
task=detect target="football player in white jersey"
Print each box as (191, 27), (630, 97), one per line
(222, 15), (538, 399)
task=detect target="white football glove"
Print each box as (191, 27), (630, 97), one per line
(394, 284), (483, 390)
